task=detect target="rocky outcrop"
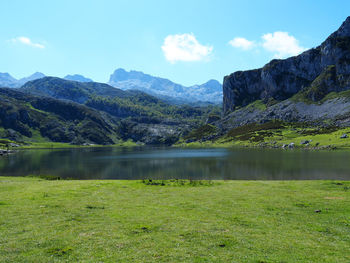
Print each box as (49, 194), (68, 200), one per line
(223, 16), (350, 114)
(217, 96), (350, 133)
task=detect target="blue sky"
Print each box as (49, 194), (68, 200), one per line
(1, 0), (349, 85)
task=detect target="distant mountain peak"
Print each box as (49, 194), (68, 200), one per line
(30, 72), (45, 78)
(64, 74), (93, 83)
(204, 79), (221, 85)
(18, 72), (46, 86)
(108, 68), (222, 104)
(109, 68), (153, 82)
(109, 68), (130, 81)
(0, 72), (16, 80)
(0, 72), (44, 88)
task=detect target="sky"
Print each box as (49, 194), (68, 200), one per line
(1, 0), (349, 86)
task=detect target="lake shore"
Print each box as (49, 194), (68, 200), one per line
(0, 177), (349, 262)
(180, 122), (350, 151)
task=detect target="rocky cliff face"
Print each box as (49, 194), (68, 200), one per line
(223, 16), (350, 114)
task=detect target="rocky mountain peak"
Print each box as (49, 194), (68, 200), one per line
(223, 16), (350, 114)
(18, 72), (46, 84)
(30, 72), (45, 78)
(333, 16), (350, 38)
(0, 72), (16, 81)
(109, 68), (128, 81)
(64, 74), (93, 82)
(109, 68), (153, 83)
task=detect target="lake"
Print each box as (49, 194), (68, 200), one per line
(0, 147), (350, 180)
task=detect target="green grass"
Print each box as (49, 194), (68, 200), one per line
(0, 177), (349, 262)
(246, 99), (267, 111)
(12, 139), (140, 149)
(184, 124), (218, 141)
(177, 122), (350, 149)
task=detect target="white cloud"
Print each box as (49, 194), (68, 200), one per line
(229, 32), (306, 59)
(229, 37), (255, 50)
(11, 36), (45, 49)
(162, 33), (212, 63)
(261, 32), (305, 58)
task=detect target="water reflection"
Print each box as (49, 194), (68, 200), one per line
(0, 147), (349, 180)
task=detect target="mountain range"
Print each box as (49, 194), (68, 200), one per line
(0, 76), (219, 145)
(108, 68), (222, 104)
(0, 72), (45, 88)
(0, 70), (222, 105)
(1, 17), (350, 146)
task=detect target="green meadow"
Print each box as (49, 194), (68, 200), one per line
(0, 177), (349, 262)
(178, 122), (350, 149)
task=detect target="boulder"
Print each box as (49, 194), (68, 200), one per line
(340, 133), (348, 139)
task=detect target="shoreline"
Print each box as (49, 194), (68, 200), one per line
(3, 143), (350, 151)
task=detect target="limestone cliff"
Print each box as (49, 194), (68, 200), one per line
(223, 16), (350, 114)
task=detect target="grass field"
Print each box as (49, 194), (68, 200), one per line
(0, 177), (349, 262)
(0, 139), (139, 150)
(178, 124), (350, 149)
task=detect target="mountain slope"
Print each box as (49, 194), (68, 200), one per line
(18, 77), (220, 145)
(20, 77), (219, 121)
(0, 88), (117, 144)
(183, 16), (350, 146)
(21, 77), (131, 104)
(223, 16), (350, 114)
(108, 68), (222, 104)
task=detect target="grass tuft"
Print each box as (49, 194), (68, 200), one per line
(142, 179), (214, 187)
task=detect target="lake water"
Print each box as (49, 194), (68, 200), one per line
(0, 147), (350, 180)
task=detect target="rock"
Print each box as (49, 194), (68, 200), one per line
(282, 144), (288, 149)
(314, 209), (322, 213)
(300, 140), (310, 145)
(0, 149), (14, 155)
(288, 143), (295, 149)
(206, 115), (221, 124)
(82, 143), (95, 146)
(223, 16), (350, 114)
(340, 134), (348, 139)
